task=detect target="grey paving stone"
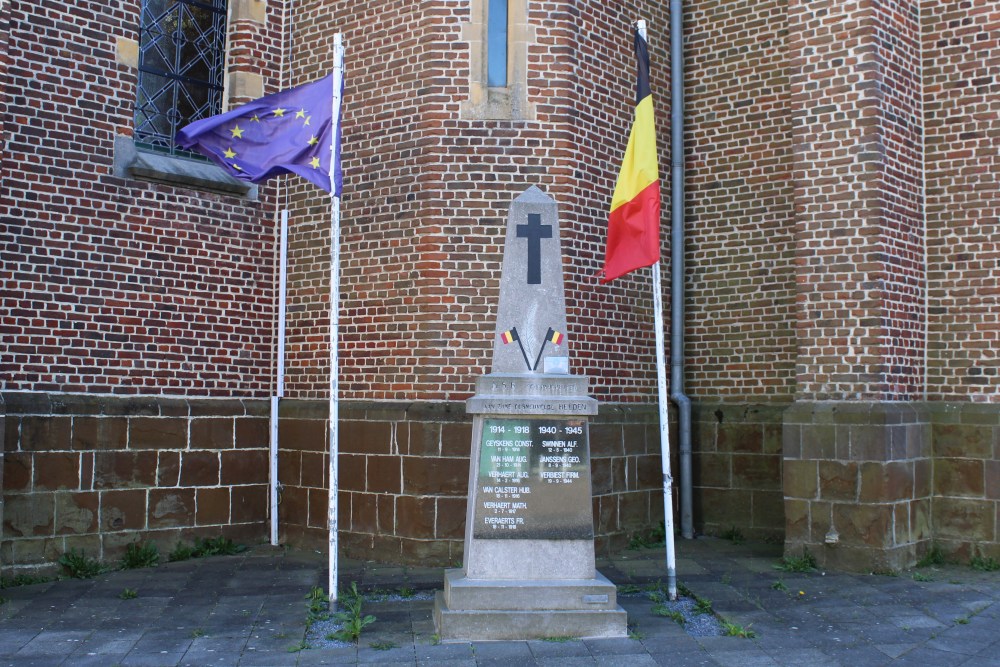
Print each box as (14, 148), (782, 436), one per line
(527, 638), (592, 658)
(476, 658), (539, 667)
(818, 644), (893, 666)
(120, 651), (190, 666)
(595, 654), (658, 666)
(416, 659), (478, 667)
(763, 648), (840, 667)
(414, 642), (475, 661)
(649, 650), (721, 666)
(888, 646), (970, 666)
(1, 658), (71, 667)
(470, 641), (533, 659)
(583, 637), (648, 655)
(703, 649), (779, 666)
(534, 659), (597, 667)
(875, 643), (919, 659)
(357, 644), (416, 663)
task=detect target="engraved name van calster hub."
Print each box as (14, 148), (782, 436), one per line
(432, 186), (627, 641)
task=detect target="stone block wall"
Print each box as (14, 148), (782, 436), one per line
(782, 403), (933, 571)
(927, 404), (1000, 561)
(277, 400), (665, 565)
(1, 394), (270, 576)
(691, 404), (786, 541)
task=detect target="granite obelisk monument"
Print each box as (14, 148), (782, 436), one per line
(433, 186), (627, 640)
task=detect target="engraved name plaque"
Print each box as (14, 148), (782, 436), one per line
(472, 417), (593, 540)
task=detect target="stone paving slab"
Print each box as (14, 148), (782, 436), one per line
(0, 540), (997, 665)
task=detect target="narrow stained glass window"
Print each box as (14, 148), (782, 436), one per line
(135, 0), (228, 155)
(487, 0), (508, 88)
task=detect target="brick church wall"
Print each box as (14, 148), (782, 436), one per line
(0, 0), (284, 572)
(275, 0), (678, 558)
(923, 1), (1000, 561)
(3, 0), (1000, 573)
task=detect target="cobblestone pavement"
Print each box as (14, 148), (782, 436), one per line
(1, 538), (998, 665)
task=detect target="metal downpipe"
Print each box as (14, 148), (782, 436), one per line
(670, 0), (694, 540)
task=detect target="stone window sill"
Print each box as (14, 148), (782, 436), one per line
(114, 136), (258, 199)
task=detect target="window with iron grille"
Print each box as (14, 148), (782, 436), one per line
(135, 0), (228, 156)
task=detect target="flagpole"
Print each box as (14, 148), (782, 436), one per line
(270, 209), (289, 546)
(637, 19), (678, 602)
(328, 33), (345, 605)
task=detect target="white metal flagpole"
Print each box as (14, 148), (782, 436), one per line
(328, 33), (345, 605)
(270, 209), (289, 546)
(637, 18), (678, 602)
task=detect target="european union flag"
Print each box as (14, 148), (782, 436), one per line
(176, 75), (342, 194)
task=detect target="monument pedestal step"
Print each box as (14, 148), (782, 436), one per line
(443, 568), (620, 611)
(433, 591), (628, 641)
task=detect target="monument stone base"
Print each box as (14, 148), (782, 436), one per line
(433, 571), (627, 640)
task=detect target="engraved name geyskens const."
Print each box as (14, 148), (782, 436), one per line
(433, 185), (626, 641)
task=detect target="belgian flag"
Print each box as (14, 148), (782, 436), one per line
(600, 25), (660, 283)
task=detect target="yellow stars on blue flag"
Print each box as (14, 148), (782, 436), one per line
(176, 74), (341, 194)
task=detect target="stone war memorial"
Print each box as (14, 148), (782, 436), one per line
(433, 186), (628, 640)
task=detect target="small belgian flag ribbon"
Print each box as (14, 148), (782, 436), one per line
(547, 329), (565, 345)
(501, 328), (519, 344)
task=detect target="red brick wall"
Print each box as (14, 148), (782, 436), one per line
(683, 0), (797, 400)
(0, 0), (283, 397)
(2, 394), (269, 575)
(924, 0), (1000, 402)
(282, 1), (674, 403)
(788, 0), (925, 401)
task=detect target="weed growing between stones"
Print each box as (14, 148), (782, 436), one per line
(0, 573), (55, 588)
(652, 605), (685, 625)
(970, 554), (1000, 572)
(327, 583), (376, 644)
(58, 549), (105, 579)
(774, 550), (817, 573)
(722, 527), (745, 545)
(694, 597), (713, 615)
(304, 586), (330, 633)
(121, 541), (159, 569)
(167, 536), (246, 562)
(369, 640), (398, 650)
(916, 542), (947, 568)
(627, 521), (667, 550)
(118, 588), (138, 600)
(721, 620), (756, 638)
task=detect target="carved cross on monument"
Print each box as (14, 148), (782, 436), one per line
(492, 186), (569, 375)
(516, 213), (552, 285)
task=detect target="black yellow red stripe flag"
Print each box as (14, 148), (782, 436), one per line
(600, 25), (661, 283)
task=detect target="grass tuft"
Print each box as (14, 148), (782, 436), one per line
(721, 526), (745, 545)
(970, 555), (1000, 572)
(774, 550), (817, 573)
(721, 620), (756, 638)
(121, 541), (159, 569)
(651, 604), (685, 625)
(916, 543), (947, 568)
(59, 549), (104, 579)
